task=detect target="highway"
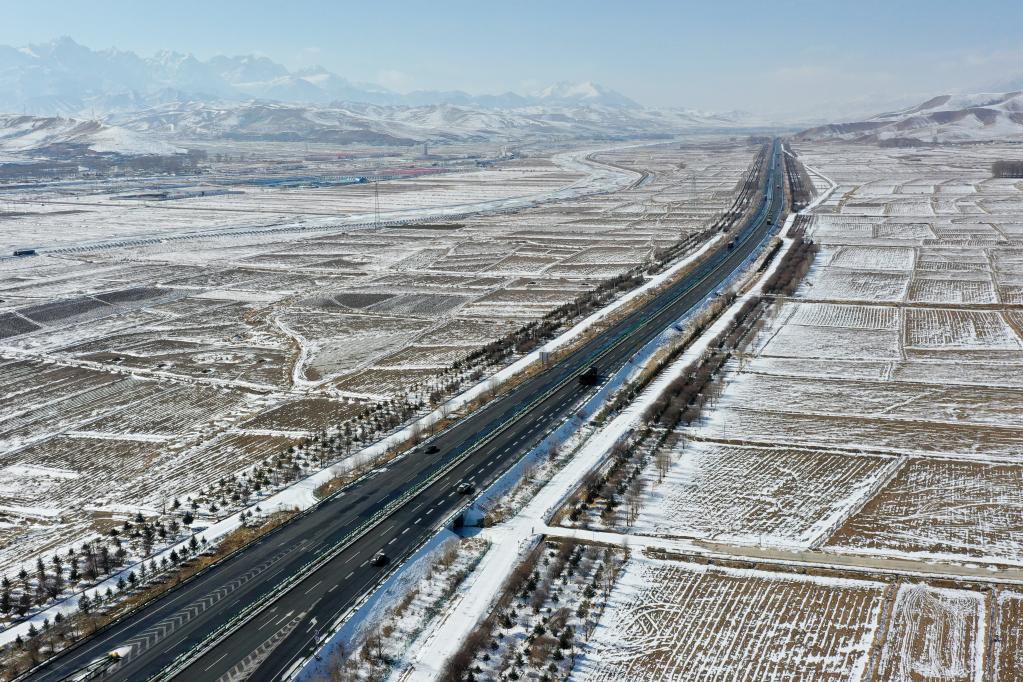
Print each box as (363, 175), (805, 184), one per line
(24, 140), (787, 682)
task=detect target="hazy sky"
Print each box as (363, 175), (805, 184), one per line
(4, 0), (1023, 115)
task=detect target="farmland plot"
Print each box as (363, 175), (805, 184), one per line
(907, 271), (998, 304)
(579, 557), (885, 682)
(798, 267), (911, 302)
(697, 406), (1023, 460)
(720, 372), (1023, 427)
(874, 584), (985, 682)
(631, 442), (895, 548)
(994, 591), (1023, 682)
(825, 458), (1023, 566)
(828, 245), (915, 271)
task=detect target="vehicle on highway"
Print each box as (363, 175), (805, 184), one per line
(424, 444), (440, 455)
(72, 652), (122, 681)
(578, 365), (601, 386)
(727, 239), (736, 250)
(370, 551), (389, 566)
(456, 481), (475, 495)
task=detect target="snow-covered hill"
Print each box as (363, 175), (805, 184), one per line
(795, 91), (1023, 143)
(0, 115), (185, 160)
(110, 100), (760, 145)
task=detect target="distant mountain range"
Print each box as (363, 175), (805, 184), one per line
(796, 91), (1023, 144)
(106, 99), (756, 146)
(0, 37), (777, 158)
(0, 37), (642, 116)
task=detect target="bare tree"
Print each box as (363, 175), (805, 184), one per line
(655, 447), (671, 483)
(626, 476), (644, 526)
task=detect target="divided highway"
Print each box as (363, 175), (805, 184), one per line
(25, 140), (787, 682)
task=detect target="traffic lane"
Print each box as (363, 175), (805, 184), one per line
(138, 365), (580, 682)
(181, 390), (570, 682)
(179, 374), (588, 679)
(257, 406), (544, 682)
(32, 451), (455, 682)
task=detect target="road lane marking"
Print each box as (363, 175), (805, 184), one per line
(401, 527), (409, 535)
(388, 537), (397, 545)
(303, 580), (322, 595)
(203, 651), (228, 671)
(345, 571), (354, 580)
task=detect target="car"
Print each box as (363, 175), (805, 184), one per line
(578, 365), (601, 386)
(424, 444), (440, 455)
(456, 482), (475, 495)
(370, 551), (388, 566)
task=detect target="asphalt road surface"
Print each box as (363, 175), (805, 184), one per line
(26, 140), (787, 682)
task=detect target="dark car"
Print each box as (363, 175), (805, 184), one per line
(424, 444), (440, 455)
(370, 551), (388, 566)
(456, 482), (475, 495)
(578, 365), (601, 386)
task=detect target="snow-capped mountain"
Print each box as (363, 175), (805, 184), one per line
(795, 91), (1023, 143)
(0, 114), (185, 160)
(0, 38), (766, 146)
(0, 37), (644, 116)
(533, 81), (639, 108)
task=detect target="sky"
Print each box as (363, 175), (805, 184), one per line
(3, 0), (1023, 117)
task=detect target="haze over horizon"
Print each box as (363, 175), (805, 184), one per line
(4, 0), (1023, 119)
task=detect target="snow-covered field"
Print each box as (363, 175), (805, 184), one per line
(579, 555), (885, 682)
(0, 139), (758, 629)
(875, 584), (985, 682)
(566, 144), (1023, 682)
(652, 144), (1023, 566)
